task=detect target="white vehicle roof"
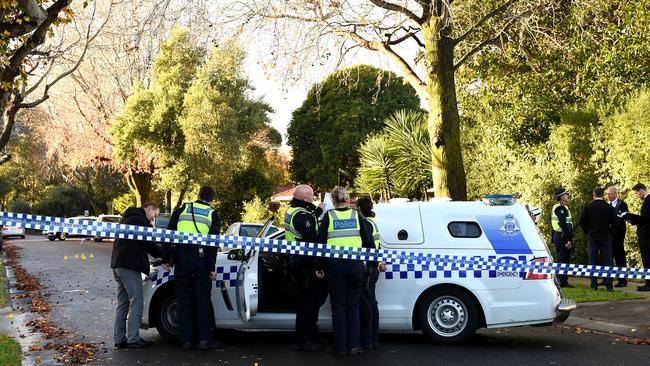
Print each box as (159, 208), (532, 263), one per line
(373, 200), (546, 253)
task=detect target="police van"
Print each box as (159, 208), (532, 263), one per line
(141, 196), (576, 344)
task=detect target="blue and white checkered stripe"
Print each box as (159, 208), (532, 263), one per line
(2, 211), (650, 280)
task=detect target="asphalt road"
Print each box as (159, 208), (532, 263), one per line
(11, 235), (650, 366)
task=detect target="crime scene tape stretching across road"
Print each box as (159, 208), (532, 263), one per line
(1, 211), (649, 280)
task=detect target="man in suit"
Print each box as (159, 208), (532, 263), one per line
(622, 183), (650, 291)
(579, 187), (618, 291)
(606, 186), (629, 287)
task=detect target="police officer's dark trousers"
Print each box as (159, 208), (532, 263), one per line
(360, 263), (379, 348)
(552, 231), (571, 286)
(326, 258), (363, 353)
(292, 261), (328, 345)
(174, 250), (213, 344)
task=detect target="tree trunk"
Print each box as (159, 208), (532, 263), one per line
(165, 190), (172, 213)
(124, 168), (152, 207)
(174, 188), (187, 211)
(422, 19), (468, 200)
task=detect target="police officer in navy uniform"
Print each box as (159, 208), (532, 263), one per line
(317, 187), (374, 356)
(161, 186), (222, 350)
(551, 188), (573, 288)
(285, 185), (326, 352)
(355, 196), (385, 350)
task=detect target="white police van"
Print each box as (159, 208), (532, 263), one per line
(141, 196), (576, 344)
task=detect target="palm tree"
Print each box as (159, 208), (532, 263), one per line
(356, 110), (433, 201)
(356, 135), (395, 201)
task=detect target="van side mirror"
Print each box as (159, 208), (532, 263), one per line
(397, 229), (408, 240)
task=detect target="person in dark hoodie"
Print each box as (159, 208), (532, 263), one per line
(110, 201), (161, 349)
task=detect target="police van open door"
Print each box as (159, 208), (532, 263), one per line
(236, 218), (274, 321)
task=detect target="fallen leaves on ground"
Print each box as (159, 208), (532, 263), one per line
(46, 342), (96, 365)
(30, 295), (51, 314)
(620, 337), (650, 345)
(26, 318), (66, 339)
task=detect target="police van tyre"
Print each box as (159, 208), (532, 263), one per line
(416, 287), (479, 344)
(156, 289), (180, 343)
(58, 232), (66, 241)
(156, 290), (180, 342)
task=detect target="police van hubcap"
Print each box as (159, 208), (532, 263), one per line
(162, 298), (179, 334)
(428, 296), (467, 337)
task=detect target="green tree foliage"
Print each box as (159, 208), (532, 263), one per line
(242, 196), (272, 224)
(217, 167), (274, 227)
(288, 65), (420, 188)
(180, 40), (273, 187)
(594, 89), (650, 265)
(34, 185), (92, 217)
(8, 198), (31, 214)
(111, 26), (205, 206)
(356, 110), (432, 200)
(458, 0), (650, 147)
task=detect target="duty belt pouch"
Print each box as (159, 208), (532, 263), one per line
(190, 203), (205, 258)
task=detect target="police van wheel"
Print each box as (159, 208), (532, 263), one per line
(47, 237), (56, 241)
(156, 290), (180, 343)
(59, 232), (66, 241)
(416, 287), (479, 344)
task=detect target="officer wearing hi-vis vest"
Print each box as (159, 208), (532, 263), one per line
(285, 184), (327, 352)
(317, 187), (374, 356)
(161, 186), (222, 350)
(551, 188), (573, 288)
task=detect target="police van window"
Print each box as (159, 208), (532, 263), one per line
(447, 222), (482, 238)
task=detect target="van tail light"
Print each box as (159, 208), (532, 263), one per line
(525, 257), (553, 280)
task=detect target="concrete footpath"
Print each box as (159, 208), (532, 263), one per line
(564, 277), (650, 339)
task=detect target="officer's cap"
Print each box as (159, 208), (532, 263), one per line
(554, 188), (570, 199)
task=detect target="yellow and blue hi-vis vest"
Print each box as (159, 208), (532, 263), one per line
(177, 202), (214, 234)
(326, 208), (362, 248)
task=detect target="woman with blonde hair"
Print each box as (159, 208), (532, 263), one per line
(317, 187), (375, 356)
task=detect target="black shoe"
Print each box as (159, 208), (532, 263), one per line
(138, 338), (154, 346)
(606, 287), (614, 292)
(591, 285), (598, 291)
(295, 341), (323, 352)
(196, 340), (224, 351)
(615, 281), (627, 288)
(114, 340), (128, 349)
(637, 285), (650, 292)
(127, 342), (147, 349)
(182, 342), (193, 351)
(349, 348), (364, 355)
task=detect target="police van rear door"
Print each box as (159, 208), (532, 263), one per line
(236, 218), (273, 320)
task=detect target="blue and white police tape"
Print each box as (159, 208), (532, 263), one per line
(1, 211), (649, 280)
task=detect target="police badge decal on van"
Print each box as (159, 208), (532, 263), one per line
(499, 214), (521, 238)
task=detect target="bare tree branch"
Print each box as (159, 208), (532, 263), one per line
(368, 0), (422, 23)
(453, 9), (533, 70)
(18, 2), (113, 109)
(454, 0), (519, 45)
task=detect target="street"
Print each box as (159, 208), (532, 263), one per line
(9, 235), (650, 366)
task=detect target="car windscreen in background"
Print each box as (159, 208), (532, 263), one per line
(240, 225), (262, 238)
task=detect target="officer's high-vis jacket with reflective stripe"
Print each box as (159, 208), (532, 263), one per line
(326, 208), (363, 248)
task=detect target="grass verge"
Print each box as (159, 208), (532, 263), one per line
(0, 334), (21, 366)
(562, 284), (647, 303)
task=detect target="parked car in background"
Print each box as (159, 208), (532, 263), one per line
(43, 216), (98, 241)
(225, 222), (279, 238)
(92, 214), (122, 242)
(1, 225), (25, 239)
(154, 213), (172, 229)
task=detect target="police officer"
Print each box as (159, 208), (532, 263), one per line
(161, 186), (222, 350)
(317, 187), (374, 356)
(355, 197), (385, 350)
(285, 184), (327, 352)
(551, 188), (573, 288)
